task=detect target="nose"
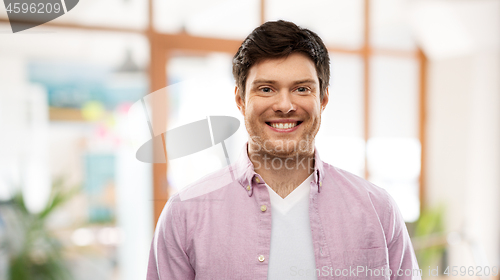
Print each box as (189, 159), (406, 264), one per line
(272, 91), (295, 114)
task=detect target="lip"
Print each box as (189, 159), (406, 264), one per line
(266, 119), (301, 123)
(265, 119), (303, 133)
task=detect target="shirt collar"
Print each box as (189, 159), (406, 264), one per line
(234, 142), (325, 197)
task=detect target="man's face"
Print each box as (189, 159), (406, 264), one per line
(235, 52), (329, 158)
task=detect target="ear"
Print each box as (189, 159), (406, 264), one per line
(235, 86), (246, 116)
(320, 87), (329, 113)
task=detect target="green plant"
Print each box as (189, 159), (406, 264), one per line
(4, 178), (79, 280)
(412, 204), (447, 270)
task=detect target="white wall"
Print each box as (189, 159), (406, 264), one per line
(421, 0), (500, 268)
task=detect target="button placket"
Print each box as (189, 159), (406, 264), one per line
(253, 177), (271, 269)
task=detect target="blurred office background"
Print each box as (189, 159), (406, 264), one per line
(0, 0), (499, 279)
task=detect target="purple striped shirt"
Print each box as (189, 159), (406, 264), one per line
(147, 143), (421, 279)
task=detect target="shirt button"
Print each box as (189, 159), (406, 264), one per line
(246, 185), (251, 191)
(260, 205), (267, 212)
(255, 177), (260, 183)
(319, 181), (322, 186)
(258, 255), (265, 262)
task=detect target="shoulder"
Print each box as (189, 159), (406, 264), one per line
(324, 163), (405, 241)
(158, 163), (245, 220)
(176, 164), (238, 201)
(320, 162), (400, 231)
(156, 164), (239, 232)
(322, 162), (394, 207)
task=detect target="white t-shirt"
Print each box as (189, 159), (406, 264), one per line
(266, 173), (317, 280)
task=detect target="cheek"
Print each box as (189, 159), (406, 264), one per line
(304, 104), (321, 117)
(246, 103), (267, 118)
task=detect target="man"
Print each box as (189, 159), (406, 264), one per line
(147, 20), (420, 279)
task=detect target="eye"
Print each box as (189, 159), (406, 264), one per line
(259, 87), (273, 93)
(295, 87), (311, 93)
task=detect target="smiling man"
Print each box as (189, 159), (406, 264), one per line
(237, 50), (326, 199)
(147, 20), (421, 280)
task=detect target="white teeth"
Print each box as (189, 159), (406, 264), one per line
(270, 122), (298, 129)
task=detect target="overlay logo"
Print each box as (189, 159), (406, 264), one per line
(136, 116), (240, 163)
(128, 85), (240, 183)
(3, 0), (79, 33)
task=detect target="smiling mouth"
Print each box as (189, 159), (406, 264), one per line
(265, 121), (302, 129)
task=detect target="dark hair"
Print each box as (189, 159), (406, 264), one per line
(232, 20), (330, 101)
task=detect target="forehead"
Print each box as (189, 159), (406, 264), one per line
(246, 53), (319, 86)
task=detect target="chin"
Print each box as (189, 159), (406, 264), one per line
(262, 137), (315, 157)
(267, 148), (298, 158)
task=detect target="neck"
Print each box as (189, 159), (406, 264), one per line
(248, 145), (315, 198)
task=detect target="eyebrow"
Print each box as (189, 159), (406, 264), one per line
(251, 79), (317, 86)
